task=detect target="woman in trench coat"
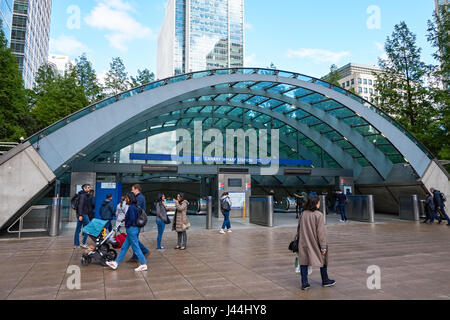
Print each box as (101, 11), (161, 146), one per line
(297, 196), (336, 291)
(172, 193), (190, 250)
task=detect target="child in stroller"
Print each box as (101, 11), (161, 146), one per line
(81, 219), (119, 267)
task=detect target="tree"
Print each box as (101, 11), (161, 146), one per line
(75, 53), (104, 103)
(321, 64), (341, 87)
(129, 68), (155, 88)
(0, 19), (29, 141)
(427, 7), (450, 162)
(374, 22), (435, 131)
(30, 64), (89, 129)
(104, 57), (129, 95)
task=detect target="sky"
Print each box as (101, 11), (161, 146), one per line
(49, 0), (438, 81)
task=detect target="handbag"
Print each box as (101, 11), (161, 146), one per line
(164, 215), (171, 225)
(182, 220), (191, 231)
(289, 236), (299, 253)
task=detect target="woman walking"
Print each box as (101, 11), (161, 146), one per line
(115, 196), (128, 233)
(297, 196), (336, 290)
(156, 193), (169, 251)
(220, 192), (233, 234)
(106, 192), (148, 272)
(173, 193), (190, 250)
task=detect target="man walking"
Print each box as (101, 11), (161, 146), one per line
(220, 192), (233, 234)
(128, 184), (150, 262)
(336, 191), (348, 223)
(73, 184), (91, 249)
(294, 190), (305, 219)
(430, 188), (450, 226)
(100, 194), (115, 232)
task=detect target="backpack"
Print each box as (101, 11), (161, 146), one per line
(441, 192), (447, 203)
(136, 206), (148, 228)
(71, 194), (80, 210)
(221, 198), (231, 211)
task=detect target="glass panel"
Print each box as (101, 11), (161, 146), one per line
(215, 69), (232, 75)
(274, 104), (296, 114)
(327, 108), (355, 118)
(250, 82), (274, 90)
(271, 119), (285, 129)
(169, 75), (188, 83)
(215, 106), (233, 114)
(345, 148), (363, 157)
(245, 110), (261, 119)
(257, 69), (276, 75)
(267, 84), (296, 94)
(287, 109), (309, 119)
(333, 86), (347, 95)
(186, 107), (203, 113)
(96, 97), (116, 110)
(388, 154), (406, 164)
(184, 98), (196, 103)
(315, 80), (331, 88)
(314, 100), (343, 111)
(236, 68), (255, 74)
(323, 131), (342, 142)
(297, 75), (313, 82)
(214, 94), (233, 101)
(215, 83), (230, 88)
(233, 81), (255, 88)
(284, 87), (313, 99)
(299, 116), (321, 126)
(341, 116), (367, 127)
(311, 123), (333, 134)
(354, 125), (379, 136)
(259, 99), (283, 110)
(254, 114), (272, 124)
(228, 108), (243, 117)
(199, 95), (215, 101)
(70, 108), (92, 122)
(245, 96), (269, 105)
(349, 93), (363, 103)
(355, 157), (371, 167)
(300, 93), (326, 104)
(278, 71), (295, 78)
(335, 139), (352, 149)
(199, 106), (213, 114)
(230, 94), (251, 103)
(192, 71), (211, 79)
(203, 118), (214, 127)
(144, 81), (164, 91)
(376, 145), (399, 155)
(365, 135), (389, 145)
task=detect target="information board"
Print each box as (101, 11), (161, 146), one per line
(229, 192), (246, 210)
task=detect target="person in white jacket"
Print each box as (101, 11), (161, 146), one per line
(220, 192), (233, 234)
(115, 196), (128, 232)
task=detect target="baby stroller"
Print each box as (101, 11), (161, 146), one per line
(81, 219), (118, 267)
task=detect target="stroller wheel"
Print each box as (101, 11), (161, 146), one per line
(81, 255), (91, 266)
(106, 249), (117, 261)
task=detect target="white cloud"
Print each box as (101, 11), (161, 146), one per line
(374, 41), (388, 61)
(49, 35), (88, 57)
(84, 0), (154, 52)
(286, 48), (351, 64)
(245, 22), (253, 31)
(245, 53), (257, 67)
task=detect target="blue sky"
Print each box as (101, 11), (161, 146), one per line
(49, 0), (437, 80)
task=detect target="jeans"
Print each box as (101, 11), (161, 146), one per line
(156, 220), (166, 249)
(74, 214), (90, 246)
(301, 265), (330, 285)
(339, 204), (347, 221)
(105, 220), (113, 232)
(131, 228), (149, 260)
(177, 231), (187, 247)
(222, 210), (231, 230)
(438, 207), (450, 223)
(116, 226), (146, 265)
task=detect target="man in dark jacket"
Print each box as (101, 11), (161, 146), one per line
(88, 189), (96, 221)
(100, 194), (115, 232)
(128, 184), (150, 262)
(337, 191), (348, 222)
(74, 184), (92, 249)
(431, 188), (450, 226)
(424, 192), (438, 224)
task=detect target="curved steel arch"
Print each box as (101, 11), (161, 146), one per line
(89, 113), (324, 168)
(33, 71), (431, 178)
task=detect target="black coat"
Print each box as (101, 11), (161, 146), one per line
(433, 190), (445, 209)
(76, 191), (91, 218)
(100, 200), (115, 221)
(425, 196), (435, 215)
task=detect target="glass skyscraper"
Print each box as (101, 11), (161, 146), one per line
(10, 0), (52, 89)
(0, 0), (13, 44)
(158, 0), (244, 79)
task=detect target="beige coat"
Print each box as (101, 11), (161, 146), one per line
(172, 200), (190, 232)
(297, 210), (328, 267)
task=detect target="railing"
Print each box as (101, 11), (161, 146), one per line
(7, 205), (51, 238)
(0, 142), (19, 156)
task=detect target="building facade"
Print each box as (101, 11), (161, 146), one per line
(435, 0), (449, 90)
(330, 63), (382, 103)
(158, 0), (244, 79)
(10, 0), (52, 89)
(0, 0), (13, 44)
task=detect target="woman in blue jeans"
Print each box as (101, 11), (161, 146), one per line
(155, 193), (168, 251)
(106, 192), (147, 272)
(220, 192), (232, 234)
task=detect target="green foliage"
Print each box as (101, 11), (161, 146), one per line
(321, 64), (341, 87)
(30, 64), (89, 129)
(0, 19), (28, 141)
(75, 53), (104, 103)
(104, 57), (129, 95)
(129, 68), (155, 88)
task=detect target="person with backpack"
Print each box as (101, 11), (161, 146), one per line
(155, 193), (169, 251)
(173, 193), (190, 250)
(430, 188), (450, 226)
(106, 192), (148, 272)
(73, 184), (92, 249)
(423, 192), (437, 224)
(115, 196), (128, 233)
(128, 184), (150, 263)
(294, 190), (305, 219)
(100, 194), (115, 232)
(220, 192), (233, 234)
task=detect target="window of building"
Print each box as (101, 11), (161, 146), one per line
(369, 80), (373, 85)
(346, 81), (350, 87)
(364, 88), (368, 93)
(363, 79), (367, 85)
(358, 87), (363, 93)
(358, 78), (362, 84)
(342, 83), (345, 88)
(369, 88), (373, 94)
(351, 79), (354, 85)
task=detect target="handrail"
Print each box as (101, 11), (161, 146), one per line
(7, 205), (50, 238)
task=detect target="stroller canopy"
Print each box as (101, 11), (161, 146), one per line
(82, 219), (109, 237)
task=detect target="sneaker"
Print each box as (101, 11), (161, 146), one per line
(227, 229), (232, 233)
(301, 283), (311, 291)
(339, 220), (345, 223)
(322, 279), (336, 287)
(135, 264), (148, 272)
(106, 261), (118, 270)
(220, 229), (225, 234)
(157, 247), (166, 252)
(80, 244), (89, 249)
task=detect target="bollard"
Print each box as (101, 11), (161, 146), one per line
(49, 196), (61, 237)
(206, 196), (213, 230)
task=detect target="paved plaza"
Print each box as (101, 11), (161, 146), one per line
(0, 216), (450, 300)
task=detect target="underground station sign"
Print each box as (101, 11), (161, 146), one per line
(142, 165), (179, 173)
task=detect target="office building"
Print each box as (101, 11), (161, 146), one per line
(157, 0), (244, 79)
(0, 0), (13, 43)
(10, 0), (52, 89)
